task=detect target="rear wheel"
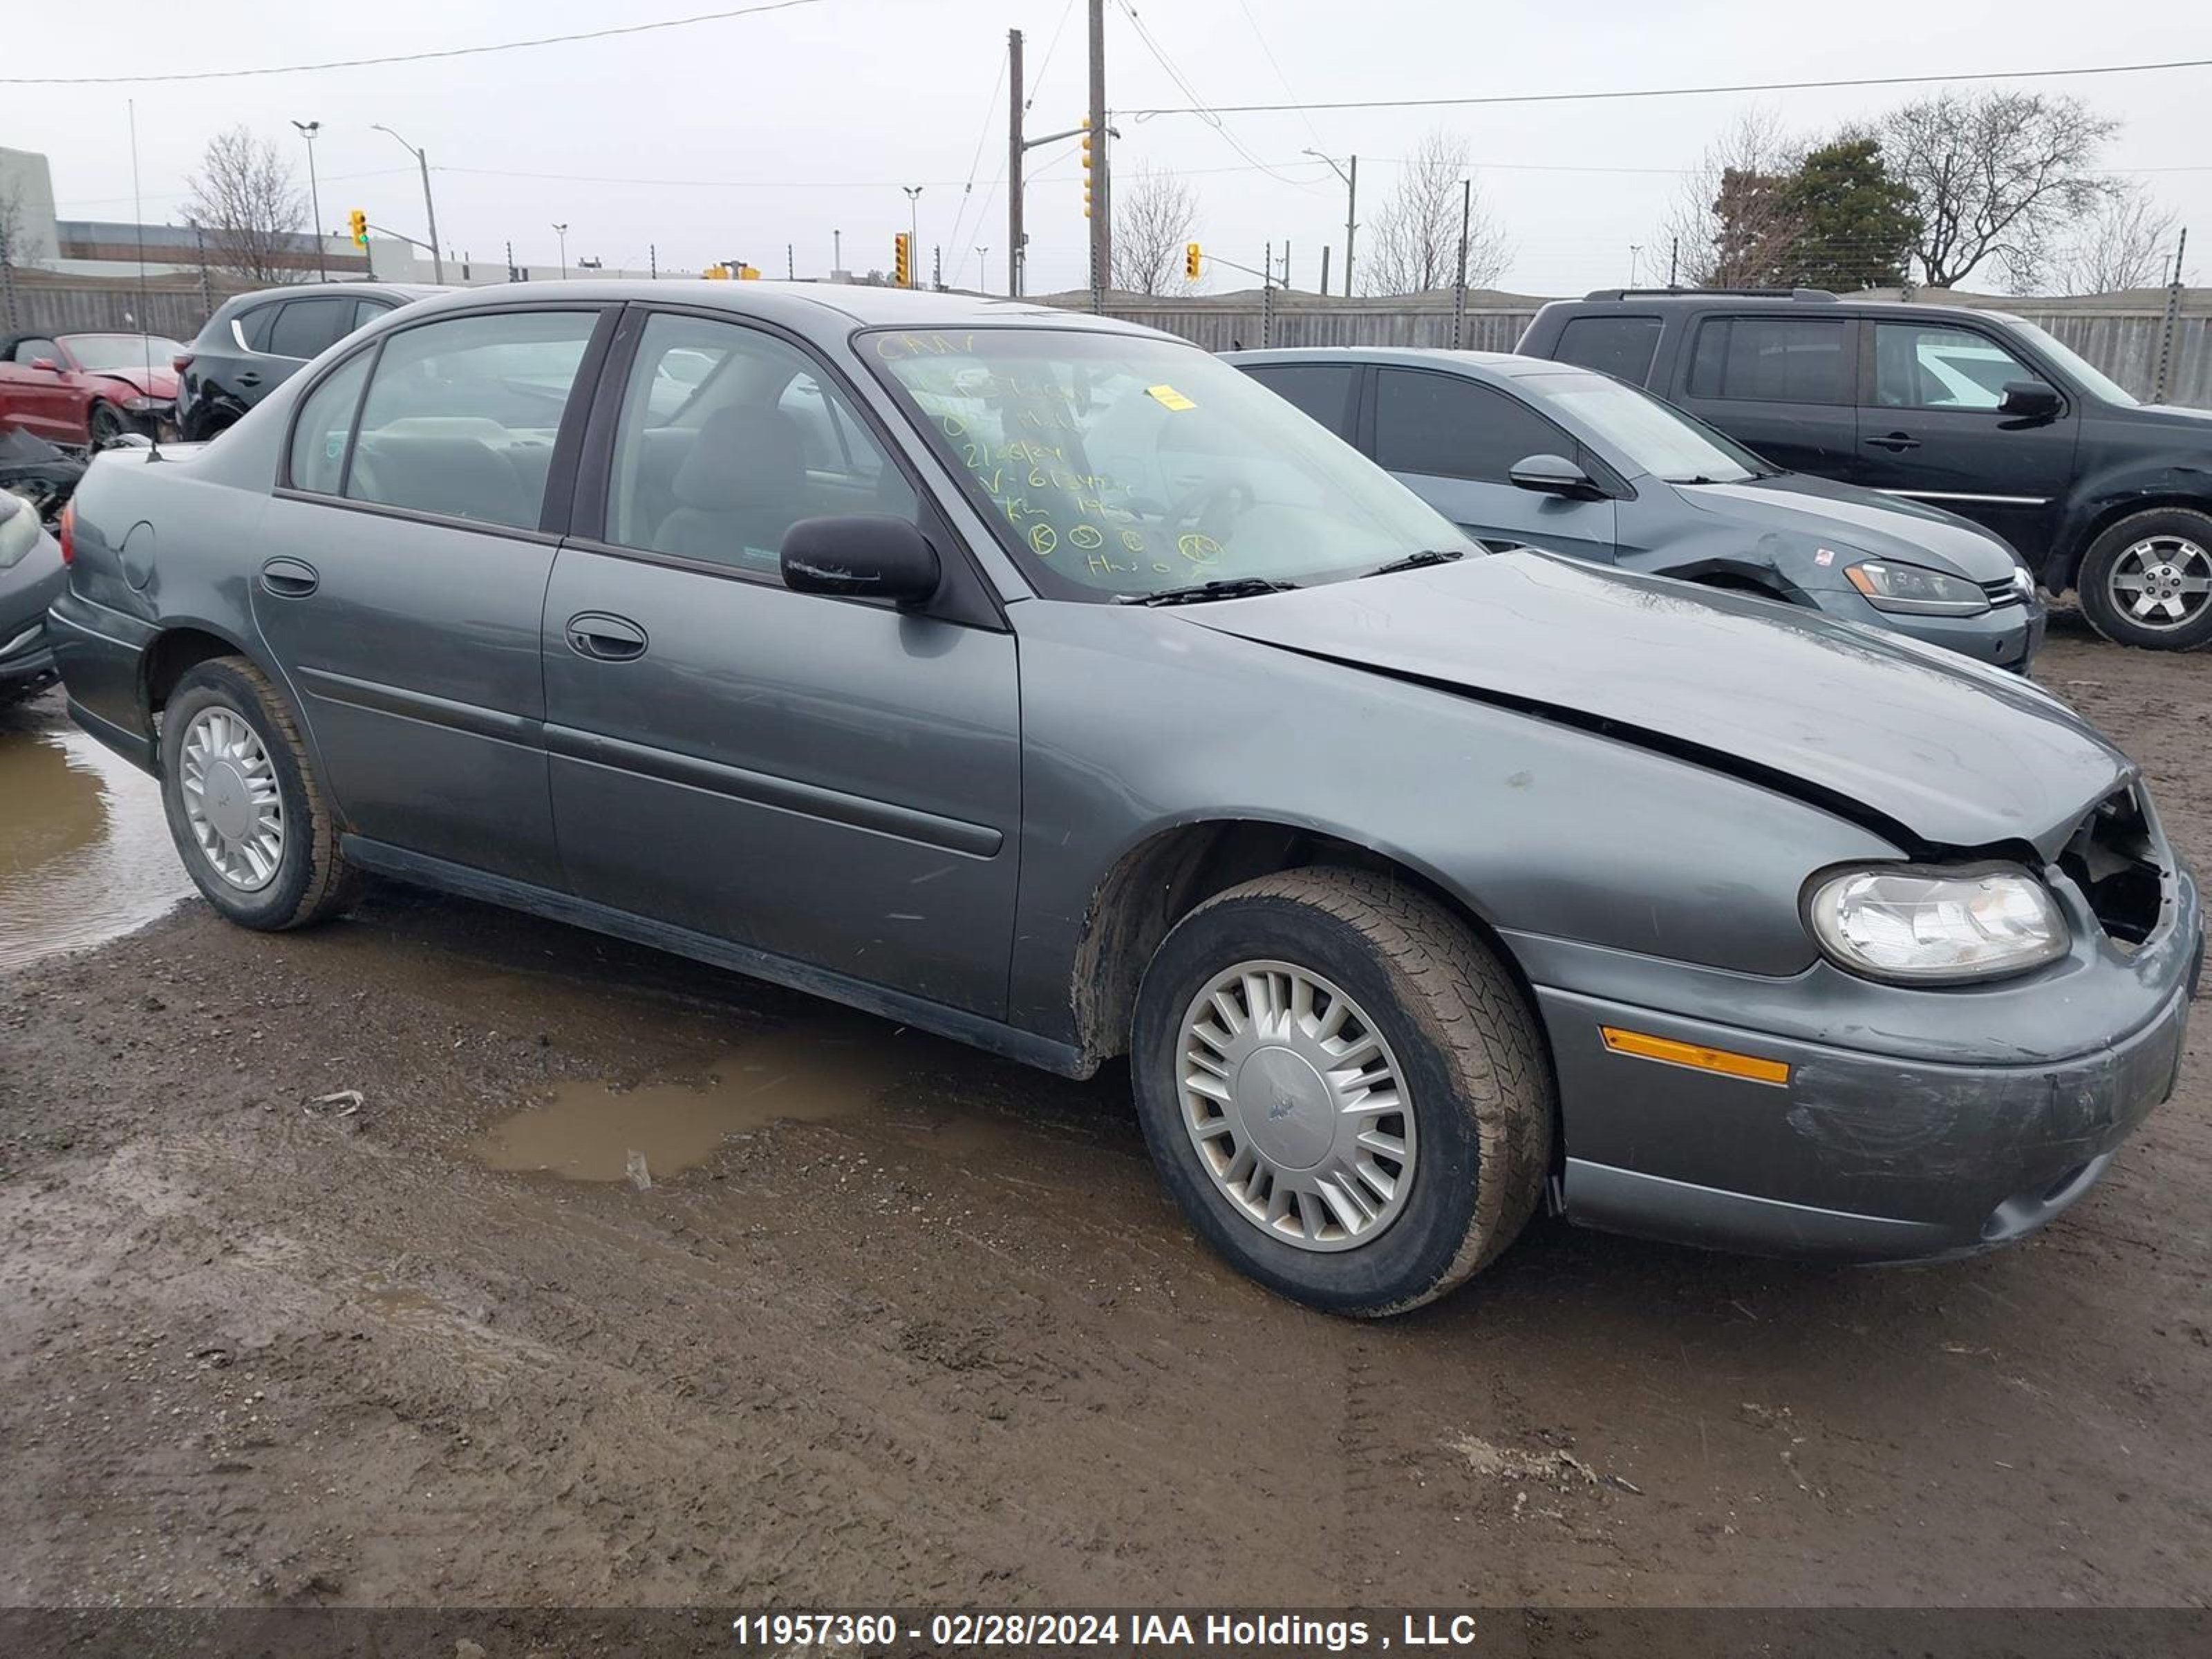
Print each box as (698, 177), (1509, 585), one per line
(1130, 868), (1552, 1318)
(158, 656), (362, 930)
(2077, 508), (2212, 650)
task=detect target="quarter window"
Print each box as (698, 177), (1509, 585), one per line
(1552, 316), (1662, 385)
(267, 297), (356, 361)
(238, 305), (279, 353)
(1686, 316), (1850, 404)
(344, 310), (599, 531)
(286, 350), (371, 495)
(603, 313), (915, 576)
(1372, 369), (1571, 484)
(1873, 322), (2046, 411)
(1237, 364), (1358, 438)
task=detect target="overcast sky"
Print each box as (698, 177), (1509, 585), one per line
(15, 0), (2209, 295)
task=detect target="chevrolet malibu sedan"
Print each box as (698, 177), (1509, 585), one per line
(46, 283), (2201, 1316)
(1228, 346), (2043, 672)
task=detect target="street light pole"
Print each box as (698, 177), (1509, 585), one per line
(371, 124), (444, 283)
(552, 223), (569, 279)
(1303, 149), (1357, 297)
(902, 187), (923, 288)
(291, 120), (325, 281)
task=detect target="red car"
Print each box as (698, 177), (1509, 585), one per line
(0, 331), (183, 449)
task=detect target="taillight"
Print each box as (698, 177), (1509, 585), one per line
(58, 500), (75, 565)
(171, 353), (193, 374)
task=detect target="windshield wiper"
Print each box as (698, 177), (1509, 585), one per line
(1117, 577), (1299, 607)
(1362, 547), (1466, 579)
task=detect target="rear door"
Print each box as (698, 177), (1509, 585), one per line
(1671, 311), (1860, 477)
(254, 303), (612, 888)
(1234, 361), (1360, 441)
(1365, 366), (1616, 561)
(541, 306), (1022, 1017)
(1853, 317), (2077, 566)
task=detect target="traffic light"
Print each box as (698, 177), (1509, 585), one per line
(703, 263), (731, 280)
(1185, 241), (1201, 281)
(1080, 118), (1094, 219)
(738, 264), (761, 280)
(348, 208), (368, 247)
(894, 232), (912, 289)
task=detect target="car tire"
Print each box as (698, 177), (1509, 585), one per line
(86, 401), (128, 449)
(2076, 507), (2212, 651)
(158, 655), (363, 930)
(1130, 868), (1553, 1318)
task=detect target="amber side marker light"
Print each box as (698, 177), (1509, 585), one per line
(1600, 1027), (1791, 1087)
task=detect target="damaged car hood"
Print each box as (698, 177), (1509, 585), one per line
(1185, 550), (2129, 856)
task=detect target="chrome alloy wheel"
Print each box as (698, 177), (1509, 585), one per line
(2109, 535), (2212, 630)
(178, 706), (284, 891)
(1177, 960), (1416, 1253)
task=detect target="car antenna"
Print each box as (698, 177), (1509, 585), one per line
(129, 97), (162, 463)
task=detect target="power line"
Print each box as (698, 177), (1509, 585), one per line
(1114, 0), (1321, 191)
(944, 41), (1012, 271)
(1123, 54), (2212, 118)
(0, 0), (820, 85)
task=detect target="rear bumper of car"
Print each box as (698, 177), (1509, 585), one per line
(0, 622), (56, 688)
(1522, 869), (2201, 1263)
(45, 588), (158, 772)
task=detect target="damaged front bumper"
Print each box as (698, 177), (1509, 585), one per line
(1515, 862), (2202, 1263)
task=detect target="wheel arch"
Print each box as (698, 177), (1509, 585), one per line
(2050, 490), (2212, 594)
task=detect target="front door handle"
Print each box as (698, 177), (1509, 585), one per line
(565, 611), (648, 662)
(236, 371), (263, 388)
(259, 556), (319, 597)
(1864, 431), (1922, 451)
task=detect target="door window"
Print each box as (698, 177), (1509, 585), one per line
(266, 297), (357, 361)
(1685, 316), (1850, 404)
(12, 338), (59, 366)
(1553, 316), (1662, 385)
(1237, 363), (1358, 438)
(604, 312), (916, 575)
(1373, 369), (1570, 483)
(343, 310), (599, 530)
(1873, 322), (2046, 411)
(351, 299), (393, 332)
(286, 350), (372, 495)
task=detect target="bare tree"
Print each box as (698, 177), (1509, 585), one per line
(1655, 108), (1805, 288)
(1359, 130), (1510, 295)
(2051, 180), (2178, 294)
(1110, 162), (1198, 295)
(1880, 90), (2117, 290)
(182, 127), (309, 285)
(0, 180), (25, 332)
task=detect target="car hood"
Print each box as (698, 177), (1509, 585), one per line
(1184, 551), (2127, 856)
(1671, 472), (2025, 579)
(88, 366), (178, 401)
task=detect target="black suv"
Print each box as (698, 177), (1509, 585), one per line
(1518, 289), (2212, 650)
(175, 283), (440, 442)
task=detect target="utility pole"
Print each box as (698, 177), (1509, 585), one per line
(192, 223), (212, 317)
(2153, 226), (2188, 404)
(552, 223), (569, 279)
(372, 125), (444, 283)
(1452, 178), (1471, 348)
(1282, 241), (1292, 290)
(505, 239), (516, 282)
(976, 247), (990, 293)
(833, 228), (842, 275)
(291, 120), (326, 281)
(1629, 243), (1642, 286)
(650, 243), (657, 279)
(1668, 237), (1678, 288)
(1318, 245), (1331, 298)
(1087, 0), (1109, 312)
(932, 244), (942, 290)
(787, 243), (794, 280)
(1304, 150), (1357, 297)
(902, 186), (924, 288)
(1008, 27), (1026, 297)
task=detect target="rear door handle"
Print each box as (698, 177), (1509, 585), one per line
(565, 611), (648, 662)
(259, 556), (319, 597)
(236, 371), (263, 387)
(1864, 431), (1921, 451)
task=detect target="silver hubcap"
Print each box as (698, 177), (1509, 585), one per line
(1177, 960), (1416, 1253)
(179, 706), (283, 891)
(2110, 536), (2212, 630)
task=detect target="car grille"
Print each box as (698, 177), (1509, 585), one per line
(2059, 786), (2166, 947)
(1982, 577), (2024, 608)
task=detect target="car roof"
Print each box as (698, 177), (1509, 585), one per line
(1221, 345), (1594, 383)
(222, 281), (448, 309)
(1542, 290), (2024, 327)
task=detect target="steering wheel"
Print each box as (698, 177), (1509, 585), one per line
(1163, 478), (1255, 548)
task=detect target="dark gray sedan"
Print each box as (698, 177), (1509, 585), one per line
(0, 491), (63, 706)
(1228, 347), (2043, 671)
(46, 283), (2200, 1316)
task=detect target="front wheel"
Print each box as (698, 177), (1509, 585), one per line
(1130, 869), (1553, 1318)
(158, 656), (362, 930)
(2077, 508), (2212, 650)
(86, 401), (129, 448)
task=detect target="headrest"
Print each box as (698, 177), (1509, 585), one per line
(671, 406), (804, 511)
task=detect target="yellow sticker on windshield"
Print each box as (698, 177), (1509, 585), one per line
(1146, 384), (1196, 411)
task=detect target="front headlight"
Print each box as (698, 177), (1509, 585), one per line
(0, 494), (41, 571)
(1844, 559), (1990, 617)
(120, 395), (162, 413)
(1806, 864), (2070, 984)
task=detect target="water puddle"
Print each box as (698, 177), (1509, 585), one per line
(0, 707), (191, 971)
(471, 1011), (942, 1182)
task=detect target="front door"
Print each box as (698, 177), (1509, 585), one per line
(1366, 367), (1617, 560)
(252, 305), (610, 889)
(541, 308), (1022, 1018)
(1, 337), (75, 442)
(1853, 319), (2080, 570)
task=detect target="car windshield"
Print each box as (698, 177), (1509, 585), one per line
(1517, 368), (1773, 484)
(60, 333), (185, 373)
(864, 328), (1470, 601)
(2009, 320), (2139, 406)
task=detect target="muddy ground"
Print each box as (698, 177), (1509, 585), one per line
(1, 615), (2209, 1615)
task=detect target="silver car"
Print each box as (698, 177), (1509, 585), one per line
(47, 283), (2200, 1316)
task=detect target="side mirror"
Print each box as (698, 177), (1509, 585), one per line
(1508, 452), (1606, 501)
(1999, 380), (2062, 419)
(781, 515), (941, 607)
(30, 358), (61, 374)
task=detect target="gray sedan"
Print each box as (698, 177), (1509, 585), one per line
(1228, 347), (2043, 671)
(47, 283), (2200, 1316)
